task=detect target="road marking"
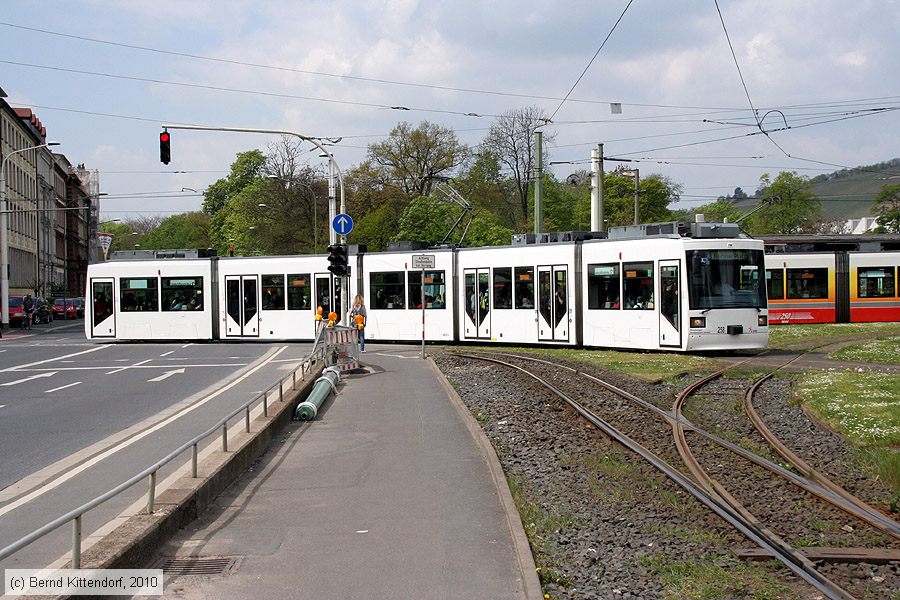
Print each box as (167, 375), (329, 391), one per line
(45, 382), (82, 393)
(106, 359), (152, 375)
(148, 368), (185, 382)
(0, 346), (289, 518)
(180, 343), (191, 349)
(0, 372), (57, 386)
(0, 344), (111, 373)
(0, 404), (6, 408)
(160, 351), (175, 357)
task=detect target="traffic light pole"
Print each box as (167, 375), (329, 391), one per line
(160, 124), (349, 322)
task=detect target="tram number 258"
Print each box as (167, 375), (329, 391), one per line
(717, 326), (726, 334)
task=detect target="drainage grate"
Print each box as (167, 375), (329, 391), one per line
(155, 556), (242, 576)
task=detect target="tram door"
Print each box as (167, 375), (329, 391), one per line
(463, 268), (491, 339)
(90, 279), (115, 338)
(659, 261), (681, 348)
(538, 266), (569, 341)
(224, 275), (259, 337)
(314, 274), (342, 322)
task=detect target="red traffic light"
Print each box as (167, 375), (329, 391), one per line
(160, 130), (171, 165)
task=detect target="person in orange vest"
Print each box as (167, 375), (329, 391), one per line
(350, 294), (367, 352)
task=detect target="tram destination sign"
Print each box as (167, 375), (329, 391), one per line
(411, 254), (435, 269)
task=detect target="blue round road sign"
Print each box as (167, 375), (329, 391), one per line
(332, 213), (354, 235)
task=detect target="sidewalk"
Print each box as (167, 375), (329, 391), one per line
(151, 345), (541, 600)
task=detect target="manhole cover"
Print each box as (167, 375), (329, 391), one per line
(155, 556), (242, 576)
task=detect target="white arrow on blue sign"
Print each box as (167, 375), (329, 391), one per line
(332, 213), (354, 235)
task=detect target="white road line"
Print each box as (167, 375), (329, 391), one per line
(0, 404), (6, 408)
(14, 363), (248, 373)
(180, 343), (191, 349)
(45, 382), (82, 393)
(0, 372), (57, 386)
(105, 359), (152, 375)
(160, 351), (175, 357)
(0, 344), (111, 373)
(147, 368), (185, 382)
(0, 346), (289, 518)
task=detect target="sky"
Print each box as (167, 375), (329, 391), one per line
(2, 0), (898, 225)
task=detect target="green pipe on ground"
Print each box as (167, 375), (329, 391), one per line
(295, 367), (340, 421)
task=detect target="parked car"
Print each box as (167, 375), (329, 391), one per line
(52, 298), (79, 320)
(8, 295), (26, 327)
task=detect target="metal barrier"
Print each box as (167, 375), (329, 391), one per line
(0, 346), (324, 569)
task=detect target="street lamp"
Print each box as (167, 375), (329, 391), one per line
(621, 168), (640, 226)
(1, 140), (60, 329)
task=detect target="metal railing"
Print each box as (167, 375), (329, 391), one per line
(0, 349), (323, 569)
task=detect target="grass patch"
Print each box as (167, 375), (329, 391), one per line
(457, 345), (718, 382)
(767, 322), (900, 349)
(506, 475), (574, 589)
(830, 336), (900, 364)
(853, 446), (900, 513)
(794, 371), (900, 446)
(639, 553), (793, 599)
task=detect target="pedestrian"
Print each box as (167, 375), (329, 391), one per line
(23, 294), (35, 330)
(350, 294), (367, 352)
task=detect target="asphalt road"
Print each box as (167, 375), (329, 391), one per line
(0, 321), (313, 575)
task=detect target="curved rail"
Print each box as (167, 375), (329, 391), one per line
(459, 353), (857, 600)
(488, 351), (900, 539)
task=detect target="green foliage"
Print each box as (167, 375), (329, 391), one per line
(750, 171), (821, 234)
(394, 195), (457, 243)
(353, 201), (402, 252)
(688, 198), (745, 224)
(873, 183), (900, 233)
(202, 150), (266, 215)
(139, 212), (211, 250)
(367, 121), (468, 201)
(464, 211), (514, 247)
(98, 221), (135, 254)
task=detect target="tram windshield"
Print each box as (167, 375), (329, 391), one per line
(687, 249), (766, 310)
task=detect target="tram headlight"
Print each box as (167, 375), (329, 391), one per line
(689, 316), (706, 328)
(758, 315), (768, 327)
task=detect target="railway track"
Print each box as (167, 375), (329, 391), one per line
(457, 350), (899, 600)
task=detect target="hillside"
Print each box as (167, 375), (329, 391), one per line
(728, 159), (899, 221)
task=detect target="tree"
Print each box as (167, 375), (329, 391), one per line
(689, 198), (745, 224)
(872, 183), (900, 233)
(139, 212), (211, 250)
(750, 171), (821, 234)
(366, 121), (468, 201)
(203, 150), (266, 215)
(601, 171), (680, 228)
(394, 195), (458, 243)
(482, 106), (553, 225)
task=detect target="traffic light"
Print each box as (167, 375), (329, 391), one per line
(159, 130), (171, 165)
(327, 243), (349, 276)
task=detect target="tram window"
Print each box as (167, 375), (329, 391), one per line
(371, 272), (405, 309)
(287, 274), (312, 310)
(514, 267), (534, 309)
(858, 267), (895, 298)
(787, 268), (829, 299)
(120, 277), (158, 311)
(687, 249), (766, 309)
(161, 277), (203, 311)
(261, 275), (285, 310)
(409, 270), (446, 308)
(623, 262), (654, 310)
(587, 263), (620, 309)
(765, 269), (785, 300)
(493, 268), (512, 309)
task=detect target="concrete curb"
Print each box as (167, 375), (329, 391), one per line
(62, 364), (325, 578)
(427, 356), (544, 600)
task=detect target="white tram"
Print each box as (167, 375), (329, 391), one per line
(85, 221), (769, 352)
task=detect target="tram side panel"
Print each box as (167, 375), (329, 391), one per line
(86, 259), (215, 341)
(355, 249), (456, 342)
(765, 253), (837, 324)
(849, 251), (900, 323)
(456, 244), (578, 346)
(216, 255), (329, 340)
